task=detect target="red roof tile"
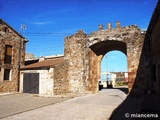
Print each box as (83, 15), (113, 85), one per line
(21, 57), (64, 70)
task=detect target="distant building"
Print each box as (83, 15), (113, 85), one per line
(124, 72), (128, 82)
(100, 72), (116, 87)
(0, 19), (28, 92)
(25, 53), (35, 60)
(113, 72), (128, 83)
(100, 72), (128, 81)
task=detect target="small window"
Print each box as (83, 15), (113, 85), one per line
(4, 69), (11, 80)
(4, 45), (12, 64)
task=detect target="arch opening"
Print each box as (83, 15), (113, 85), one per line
(88, 40), (128, 93)
(99, 50), (128, 90)
(89, 40), (127, 56)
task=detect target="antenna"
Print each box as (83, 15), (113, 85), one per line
(20, 24), (26, 36)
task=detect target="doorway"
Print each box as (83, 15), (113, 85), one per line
(23, 73), (39, 94)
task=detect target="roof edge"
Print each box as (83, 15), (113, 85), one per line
(0, 18), (28, 42)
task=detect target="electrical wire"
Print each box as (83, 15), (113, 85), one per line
(24, 32), (73, 36)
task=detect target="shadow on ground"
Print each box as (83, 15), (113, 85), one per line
(100, 86), (128, 94)
(113, 87), (128, 94)
(99, 86), (160, 119)
(109, 93), (160, 120)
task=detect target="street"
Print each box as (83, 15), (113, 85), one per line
(0, 93), (71, 119)
(0, 89), (127, 120)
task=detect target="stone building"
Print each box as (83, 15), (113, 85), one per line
(0, 19), (28, 92)
(25, 53), (35, 60)
(150, 1), (160, 94)
(133, 0), (160, 95)
(20, 55), (69, 96)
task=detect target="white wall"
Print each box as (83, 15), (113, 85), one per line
(20, 68), (54, 96)
(38, 68), (54, 96)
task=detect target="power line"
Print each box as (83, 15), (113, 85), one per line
(25, 32), (73, 36)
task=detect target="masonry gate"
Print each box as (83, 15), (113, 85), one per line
(64, 22), (145, 93)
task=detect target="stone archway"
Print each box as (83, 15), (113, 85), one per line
(64, 22), (145, 94)
(87, 40), (127, 93)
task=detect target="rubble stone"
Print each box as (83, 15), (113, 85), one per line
(0, 19), (27, 92)
(64, 21), (144, 94)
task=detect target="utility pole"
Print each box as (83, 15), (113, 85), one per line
(105, 55), (109, 81)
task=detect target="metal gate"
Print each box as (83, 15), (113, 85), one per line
(23, 73), (39, 94)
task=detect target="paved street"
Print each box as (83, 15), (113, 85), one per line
(0, 93), (71, 119)
(0, 89), (127, 120)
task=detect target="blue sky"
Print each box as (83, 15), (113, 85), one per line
(101, 51), (127, 72)
(1, 0), (158, 72)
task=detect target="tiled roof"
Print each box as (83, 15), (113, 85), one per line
(20, 57), (64, 70)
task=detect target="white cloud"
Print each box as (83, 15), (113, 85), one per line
(30, 21), (49, 25)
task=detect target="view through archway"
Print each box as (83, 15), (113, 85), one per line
(99, 50), (128, 92)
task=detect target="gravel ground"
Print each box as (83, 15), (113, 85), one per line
(1, 89), (127, 120)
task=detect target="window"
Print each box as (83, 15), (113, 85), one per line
(4, 69), (11, 80)
(4, 45), (12, 64)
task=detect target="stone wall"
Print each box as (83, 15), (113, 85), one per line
(127, 31), (145, 92)
(53, 60), (69, 95)
(87, 23), (144, 93)
(86, 49), (99, 93)
(25, 53), (35, 60)
(64, 22), (145, 94)
(64, 30), (87, 93)
(150, 2), (160, 94)
(132, 1), (160, 95)
(0, 19), (27, 92)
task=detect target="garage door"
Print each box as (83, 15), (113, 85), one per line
(23, 73), (39, 94)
